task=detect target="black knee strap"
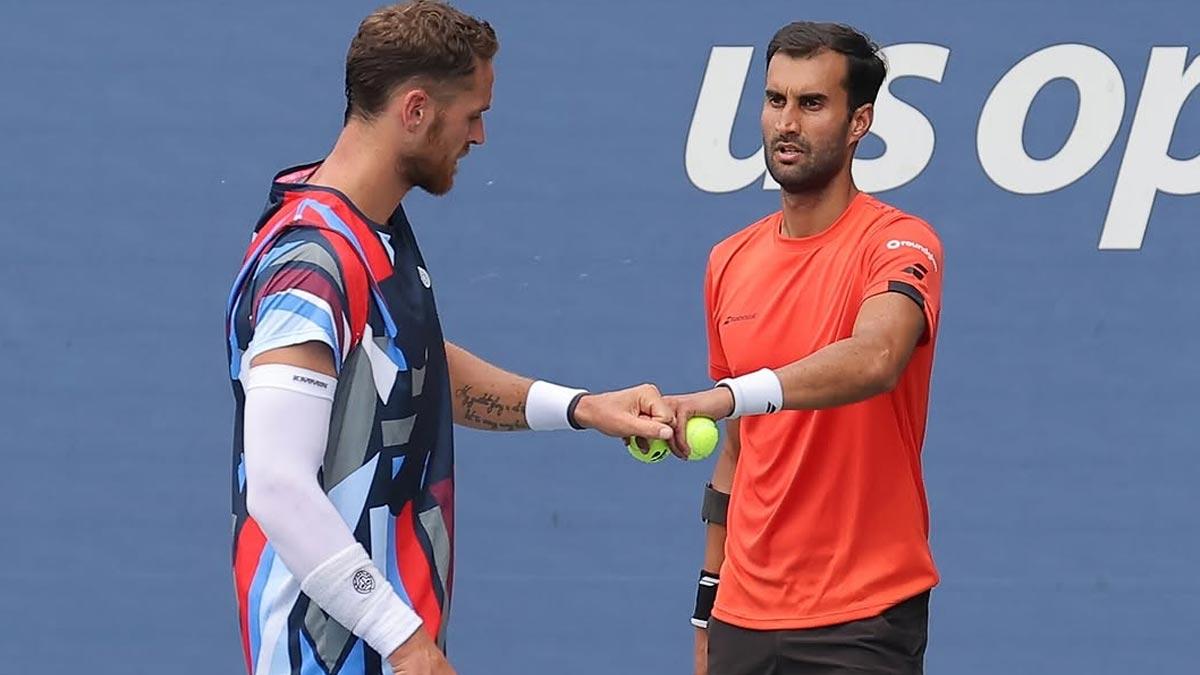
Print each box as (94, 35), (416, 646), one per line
(701, 483), (730, 525)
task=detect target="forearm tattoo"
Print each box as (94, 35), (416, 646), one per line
(455, 384), (528, 431)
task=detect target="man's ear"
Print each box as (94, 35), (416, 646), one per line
(395, 87), (431, 132)
(849, 102), (874, 145)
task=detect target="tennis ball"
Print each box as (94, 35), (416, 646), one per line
(627, 436), (669, 463)
(685, 417), (719, 461)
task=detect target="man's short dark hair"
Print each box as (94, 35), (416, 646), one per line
(766, 22), (887, 113)
(344, 1), (499, 122)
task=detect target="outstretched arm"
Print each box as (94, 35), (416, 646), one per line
(665, 292), (927, 455)
(446, 340), (675, 440)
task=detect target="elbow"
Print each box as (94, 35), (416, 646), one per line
(866, 348), (903, 395)
(244, 480), (272, 525)
(245, 474), (298, 530)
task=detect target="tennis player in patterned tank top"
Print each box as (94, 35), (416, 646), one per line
(225, 4), (677, 675)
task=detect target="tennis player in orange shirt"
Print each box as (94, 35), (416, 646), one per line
(665, 22), (945, 675)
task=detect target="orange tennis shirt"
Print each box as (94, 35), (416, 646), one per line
(707, 192), (943, 630)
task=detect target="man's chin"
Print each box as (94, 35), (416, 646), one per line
(417, 172), (456, 197)
(419, 182), (452, 197)
(767, 165), (813, 191)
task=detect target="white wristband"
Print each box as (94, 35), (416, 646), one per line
(716, 368), (783, 418)
(525, 380), (588, 431)
(300, 543), (423, 658)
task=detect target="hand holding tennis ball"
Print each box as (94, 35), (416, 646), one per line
(683, 417), (719, 460)
(627, 416), (718, 463)
(656, 387), (736, 460)
(625, 387), (733, 462)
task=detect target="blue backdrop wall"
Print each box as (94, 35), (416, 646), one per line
(1, 1), (1196, 673)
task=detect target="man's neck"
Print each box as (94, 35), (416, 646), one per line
(308, 122), (412, 225)
(779, 171), (859, 239)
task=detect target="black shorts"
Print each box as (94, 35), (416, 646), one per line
(708, 592), (930, 675)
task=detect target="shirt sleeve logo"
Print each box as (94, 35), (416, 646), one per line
(886, 239), (939, 271)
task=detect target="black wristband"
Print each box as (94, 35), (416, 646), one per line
(565, 392), (588, 430)
(691, 570), (720, 629)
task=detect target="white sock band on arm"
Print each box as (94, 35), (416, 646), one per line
(525, 380), (588, 431)
(300, 543), (423, 658)
(716, 368), (784, 418)
(243, 363), (337, 399)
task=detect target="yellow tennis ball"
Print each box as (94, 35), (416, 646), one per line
(627, 436), (669, 463)
(685, 417), (719, 461)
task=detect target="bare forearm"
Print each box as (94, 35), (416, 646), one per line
(775, 336), (899, 411)
(445, 341), (532, 431)
(703, 523), (727, 572)
(446, 342), (675, 440)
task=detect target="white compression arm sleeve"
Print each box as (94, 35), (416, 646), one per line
(243, 365), (357, 577)
(242, 364), (422, 656)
